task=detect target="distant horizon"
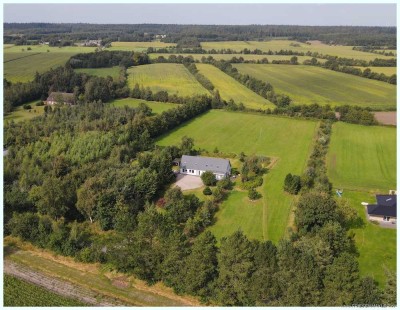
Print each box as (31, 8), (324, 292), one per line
(3, 22), (397, 28)
(4, 4), (396, 27)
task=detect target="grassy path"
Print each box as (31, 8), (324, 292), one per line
(4, 239), (201, 306)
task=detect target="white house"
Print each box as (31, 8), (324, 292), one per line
(179, 155), (231, 180)
(45, 92), (75, 105)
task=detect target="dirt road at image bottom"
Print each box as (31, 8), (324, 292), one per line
(4, 260), (124, 306)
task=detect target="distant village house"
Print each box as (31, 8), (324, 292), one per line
(178, 155), (231, 180)
(45, 92), (75, 105)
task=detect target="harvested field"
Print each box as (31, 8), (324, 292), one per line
(108, 41), (176, 52)
(374, 112), (396, 126)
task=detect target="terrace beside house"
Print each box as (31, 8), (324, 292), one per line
(178, 155), (231, 180)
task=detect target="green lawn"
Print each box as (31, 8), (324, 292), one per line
(209, 190), (264, 241)
(4, 103), (45, 123)
(233, 64), (396, 110)
(127, 63), (209, 97)
(196, 63), (275, 110)
(4, 274), (88, 306)
(336, 191), (396, 288)
(157, 110), (318, 243)
(201, 40), (395, 61)
(4, 45), (96, 83)
(110, 98), (179, 114)
(327, 122), (396, 192)
(75, 66), (121, 79)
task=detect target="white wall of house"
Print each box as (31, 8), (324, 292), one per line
(180, 168), (227, 180)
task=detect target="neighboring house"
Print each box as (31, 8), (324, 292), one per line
(46, 92), (75, 105)
(366, 194), (397, 223)
(179, 155), (231, 180)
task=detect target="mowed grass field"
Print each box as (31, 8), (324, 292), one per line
(327, 122), (396, 192)
(196, 64), (275, 110)
(157, 110), (318, 243)
(4, 275), (87, 307)
(353, 66), (397, 76)
(201, 40), (396, 61)
(340, 191), (396, 288)
(108, 41), (176, 52)
(233, 64), (396, 110)
(148, 53), (324, 63)
(110, 98), (179, 114)
(75, 66), (121, 79)
(4, 45), (96, 83)
(127, 63), (209, 97)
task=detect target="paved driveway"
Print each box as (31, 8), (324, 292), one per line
(174, 174), (204, 191)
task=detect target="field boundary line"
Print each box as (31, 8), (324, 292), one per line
(4, 52), (42, 63)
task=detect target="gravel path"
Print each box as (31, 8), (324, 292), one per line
(4, 260), (125, 306)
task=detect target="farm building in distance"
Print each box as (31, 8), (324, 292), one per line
(178, 155), (231, 180)
(366, 194), (397, 224)
(46, 92), (75, 105)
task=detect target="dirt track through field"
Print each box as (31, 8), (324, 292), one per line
(4, 260), (124, 306)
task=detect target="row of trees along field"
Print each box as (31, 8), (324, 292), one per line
(4, 51), (395, 305)
(4, 23), (396, 46)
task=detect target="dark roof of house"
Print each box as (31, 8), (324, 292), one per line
(181, 155), (230, 175)
(367, 204), (397, 217)
(46, 92), (75, 104)
(367, 195), (397, 217)
(376, 195), (397, 207)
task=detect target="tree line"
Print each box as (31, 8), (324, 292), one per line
(6, 23), (395, 46)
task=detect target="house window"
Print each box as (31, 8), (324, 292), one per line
(384, 216), (390, 221)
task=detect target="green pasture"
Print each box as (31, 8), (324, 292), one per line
(4, 103), (45, 123)
(196, 63), (275, 110)
(75, 66), (121, 79)
(201, 40), (395, 61)
(108, 41), (176, 52)
(110, 98), (179, 114)
(353, 66), (397, 76)
(338, 190), (396, 288)
(127, 63), (209, 97)
(4, 274), (87, 306)
(4, 45), (96, 83)
(4, 52), (78, 83)
(149, 53), (323, 63)
(233, 64), (396, 110)
(327, 122), (396, 192)
(157, 110), (318, 243)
